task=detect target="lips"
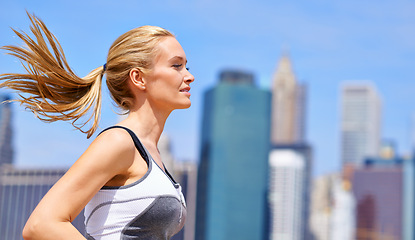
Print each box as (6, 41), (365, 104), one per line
(180, 87), (191, 92)
(180, 87), (191, 97)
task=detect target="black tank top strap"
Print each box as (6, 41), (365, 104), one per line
(98, 126), (149, 165)
(163, 164), (178, 184)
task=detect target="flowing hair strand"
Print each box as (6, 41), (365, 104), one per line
(0, 12), (103, 138)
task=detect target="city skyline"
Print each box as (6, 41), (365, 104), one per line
(0, 1), (414, 176)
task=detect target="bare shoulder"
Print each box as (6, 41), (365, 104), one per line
(23, 127), (139, 228)
(57, 127), (138, 194)
(84, 127), (136, 172)
(93, 127), (135, 154)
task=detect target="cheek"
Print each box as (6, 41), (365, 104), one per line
(153, 67), (173, 79)
(156, 71), (181, 87)
(147, 72), (177, 94)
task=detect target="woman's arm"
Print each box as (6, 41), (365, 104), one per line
(22, 129), (137, 240)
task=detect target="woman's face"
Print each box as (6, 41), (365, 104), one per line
(144, 36), (194, 112)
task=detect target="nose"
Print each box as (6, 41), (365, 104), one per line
(184, 70), (195, 84)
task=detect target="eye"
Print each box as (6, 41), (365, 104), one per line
(172, 64), (189, 71)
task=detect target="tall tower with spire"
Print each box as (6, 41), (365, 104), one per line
(268, 54), (312, 240)
(270, 54), (306, 145)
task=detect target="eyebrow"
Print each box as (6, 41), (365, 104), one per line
(169, 56), (187, 63)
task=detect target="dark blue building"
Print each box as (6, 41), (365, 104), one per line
(195, 70), (271, 240)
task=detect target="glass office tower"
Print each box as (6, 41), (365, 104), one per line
(341, 83), (381, 166)
(195, 70), (271, 240)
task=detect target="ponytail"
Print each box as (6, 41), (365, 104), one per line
(0, 12), (102, 138)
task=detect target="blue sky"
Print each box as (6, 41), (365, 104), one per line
(0, 0), (414, 176)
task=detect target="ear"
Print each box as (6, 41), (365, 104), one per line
(129, 68), (146, 90)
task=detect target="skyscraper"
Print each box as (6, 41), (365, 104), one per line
(195, 70), (271, 240)
(268, 54), (312, 240)
(268, 144), (312, 240)
(270, 54), (306, 145)
(341, 83), (382, 166)
(0, 94), (13, 166)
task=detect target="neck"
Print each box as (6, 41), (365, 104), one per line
(119, 101), (172, 146)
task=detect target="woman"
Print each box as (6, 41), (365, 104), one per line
(0, 12), (194, 240)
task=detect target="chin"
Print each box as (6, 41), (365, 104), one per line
(176, 101), (192, 109)
(179, 104), (191, 109)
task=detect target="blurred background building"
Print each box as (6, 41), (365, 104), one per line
(268, 55), (313, 240)
(270, 54), (307, 145)
(352, 149), (404, 240)
(340, 83), (382, 167)
(309, 174), (355, 240)
(269, 144), (312, 240)
(309, 174), (334, 240)
(195, 70), (271, 240)
(0, 94), (13, 166)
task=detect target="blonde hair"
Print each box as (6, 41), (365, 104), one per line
(0, 12), (174, 138)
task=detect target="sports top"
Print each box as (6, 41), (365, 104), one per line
(84, 126), (187, 240)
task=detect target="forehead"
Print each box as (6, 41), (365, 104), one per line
(155, 37), (186, 61)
